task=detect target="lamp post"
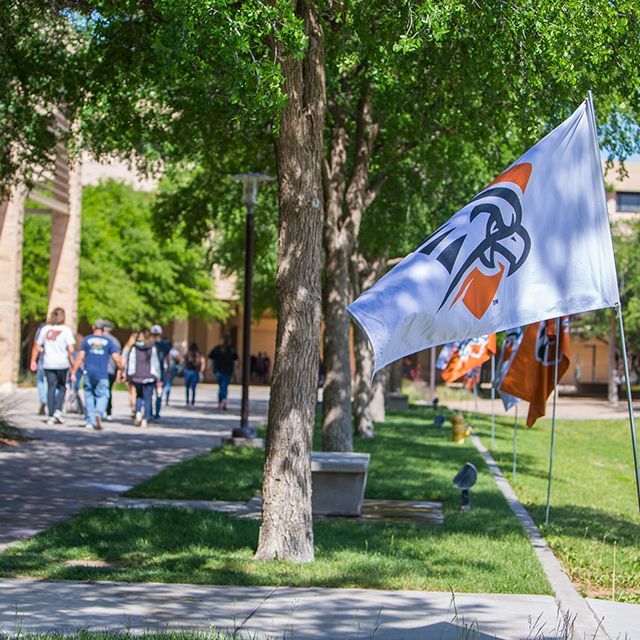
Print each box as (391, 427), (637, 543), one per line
(231, 172), (273, 439)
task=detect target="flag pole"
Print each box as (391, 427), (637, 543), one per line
(473, 379), (480, 414)
(545, 316), (561, 526)
(587, 90), (640, 513)
(615, 304), (640, 512)
(491, 354), (496, 449)
(512, 404), (519, 482)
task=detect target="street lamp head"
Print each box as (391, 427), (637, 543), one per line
(231, 172), (274, 206)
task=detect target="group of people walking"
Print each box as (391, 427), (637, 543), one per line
(30, 307), (239, 429)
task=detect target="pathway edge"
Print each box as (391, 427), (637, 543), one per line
(471, 435), (609, 640)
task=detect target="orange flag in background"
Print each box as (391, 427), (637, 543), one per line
(441, 334), (497, 384)
(499, 318), (570, 426)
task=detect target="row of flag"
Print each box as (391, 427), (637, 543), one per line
(436, 317), (570, 426)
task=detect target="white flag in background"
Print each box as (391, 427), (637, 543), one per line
(348, 101), (619, 372)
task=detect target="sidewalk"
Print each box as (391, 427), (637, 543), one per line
(1, 578), (628, 640)
(1, 386), (639, 639)
(0, 385), (268, 549)
(441, 392), (637, 421)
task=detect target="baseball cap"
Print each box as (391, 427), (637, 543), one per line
(93, 319), (106, 330)
(150, 324), (163, 335)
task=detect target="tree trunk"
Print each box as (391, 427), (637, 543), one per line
(353, 324), (374, 438)
(254, 0), (326, 563)
(388, 359), (403, 393)
(370, 367), (387, 423)
(351, 252), (386, 438)
(321, 116), (353, 452)
(321, 94), (378, 452)
(608, 309), (619, 407)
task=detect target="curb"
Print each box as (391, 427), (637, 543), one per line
(471, 435), (610, 640)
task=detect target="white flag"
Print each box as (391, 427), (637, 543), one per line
(348, 101), (619, 373)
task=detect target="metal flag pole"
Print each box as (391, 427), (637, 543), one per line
(586, 90), (640, 513)
(473, 379), (480, 414)
(616, 304), (640, 512)
(512, 404), (519, 482)
(545, 316), (561, 526)
(491, 354), (496, 449)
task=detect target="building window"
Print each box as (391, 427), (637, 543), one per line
(616, 192), (640, 213)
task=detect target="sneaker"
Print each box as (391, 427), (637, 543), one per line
(38, 403), (46, 416)
(95, 415), (103, 431)
(134, 411), (142, 426)
(104, 414), (113, 422)
(46, 417), (55, 425)
(140, 419), (148, 429)
(53, 410), (65, 424)
(85, 423), (99, 430)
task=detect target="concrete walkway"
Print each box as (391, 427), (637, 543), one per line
(0, 578), (620, 640)
(1, 386), (639, 639)
(442, 392), (637, 421)
(0, 384), (268, 549)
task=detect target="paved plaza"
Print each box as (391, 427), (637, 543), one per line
(0, 386), (639, 639)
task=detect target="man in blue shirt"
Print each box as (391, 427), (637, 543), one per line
(71, 322), (121, 430)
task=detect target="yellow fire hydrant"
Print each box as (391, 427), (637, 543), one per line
(451, 413), (471, 444)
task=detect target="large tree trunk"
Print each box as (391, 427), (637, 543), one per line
(370, 367), (387, 423)
(254, 0), (326, 563)
(353, 325), (374, 438)
(608, 309), (619, 407)
(321, 116), (353, 452)
(351, 252), (386, 438)
(321, 93), (379, 451)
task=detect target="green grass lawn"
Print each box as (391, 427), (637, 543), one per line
(468, 409), (640, 603)
(0, 406), (550, 595)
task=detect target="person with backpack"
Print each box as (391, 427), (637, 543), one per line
(70, 321), (121, 430)
(126, 328), (161, 428)
(183, 342), (205, 407)
(208, 335), (237, 410)
(29, 307), (75, 425)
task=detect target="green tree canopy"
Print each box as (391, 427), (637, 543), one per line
(21, 179), (226, 327)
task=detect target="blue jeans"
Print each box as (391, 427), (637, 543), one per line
(216, 372), (231, 402)
(84, 376), (109, 426)
(135, 382), (154, 420)
(37, 360), (48, 405)
(163, 365), (178, 404)
(184, 369), (199, 405)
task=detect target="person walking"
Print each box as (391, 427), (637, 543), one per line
(120, 332), (138, 417)
(102, 320), (121, 421)
(30, 323), (48, 415)
(70, 321), (121, 430)
(163, 347), (182, 406)
(127, 328), (161, 428)
(208, 335), (237, 410)
(183, 342), (205, 407)
(150, 324), (172, 420)
(29, 307), (75, 425)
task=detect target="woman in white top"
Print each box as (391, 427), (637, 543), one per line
(30, 307), (75, 424)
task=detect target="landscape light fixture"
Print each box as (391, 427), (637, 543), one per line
(230, 172), (274, 439)
(452, 463), (478, 511)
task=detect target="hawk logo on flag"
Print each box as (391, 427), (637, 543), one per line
(348, 101), (620, 374)
(420, 163), (532, 319)
(499, 318), (570, 426)
(439, 334), (496, 384)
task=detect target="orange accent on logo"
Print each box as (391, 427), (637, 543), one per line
(488, 162), (532, 192)
(450, 263), (506, 319)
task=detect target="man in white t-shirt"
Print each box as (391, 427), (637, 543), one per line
(30, 307), (75, 425)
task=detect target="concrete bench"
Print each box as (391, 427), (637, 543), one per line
(311, 451), (371, 517)
(385, 392), (409, 410)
